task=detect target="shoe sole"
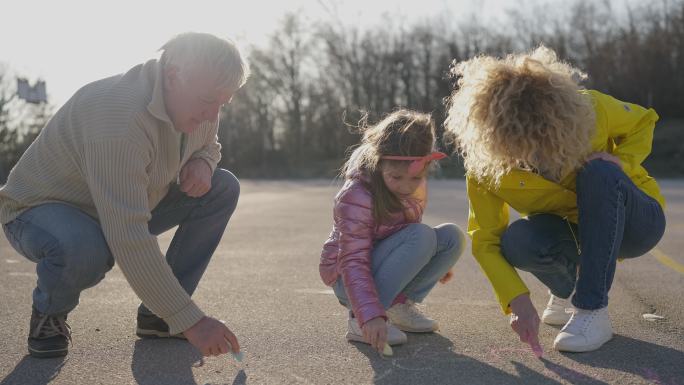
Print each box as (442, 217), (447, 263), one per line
(28, 346), (68, 358)
(345, 332), (407, 346)
(553, 334), (613, 352)
(136, 328), (187, 340)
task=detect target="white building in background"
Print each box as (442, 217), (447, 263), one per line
(17, 79), (47, 104)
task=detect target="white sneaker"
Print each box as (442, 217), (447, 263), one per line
(386, 301), (439, 333)
(346, 315), (407, 345)
(553, 307), (613, 352)
(542, 292), (574, 326)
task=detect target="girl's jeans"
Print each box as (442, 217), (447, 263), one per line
(500, 159), (665, 310)
(334, 223), (465, 311)
(2, 168), (240, 316)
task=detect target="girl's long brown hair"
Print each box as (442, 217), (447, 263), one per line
(341, 110), (436, 222)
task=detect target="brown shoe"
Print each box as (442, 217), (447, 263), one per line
(136, 312), (186, 339)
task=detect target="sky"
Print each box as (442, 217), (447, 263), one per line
(1, 0), (634, 107)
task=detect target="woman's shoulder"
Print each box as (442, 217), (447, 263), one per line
(584, 89), (637, 117)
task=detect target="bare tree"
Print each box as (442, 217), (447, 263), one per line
(211, 0), (684, 178)
(0, 67), (51, 182)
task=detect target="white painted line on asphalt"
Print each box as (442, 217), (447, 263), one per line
(651, 247), (684, 275)
(294, 288), (335, 295)
(5, 259), (19, 263)
(8, 272), (33, 276)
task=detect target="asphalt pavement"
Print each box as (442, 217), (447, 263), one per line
(1, 179), (683, 385)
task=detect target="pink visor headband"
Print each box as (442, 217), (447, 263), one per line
(381, 151), (448, 176)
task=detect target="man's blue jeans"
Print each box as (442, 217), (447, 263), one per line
(500, 160), (666, 310)
(333, 223), (465, 311)
(2, 168), (240, 316)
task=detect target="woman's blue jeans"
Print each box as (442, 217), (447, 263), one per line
(333, 223), (465, 311)
(2, 169), (240, 316)
(500, 159), (666, 310)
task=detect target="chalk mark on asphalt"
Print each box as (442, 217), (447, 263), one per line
(294, 288), (335, 295)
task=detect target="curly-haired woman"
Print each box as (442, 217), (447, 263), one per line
(445, 46), (665, 353)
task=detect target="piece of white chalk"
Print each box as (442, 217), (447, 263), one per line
(642, 313), (666, 321)
(383, 343), (393, 356)
(224, 335), (243, 363)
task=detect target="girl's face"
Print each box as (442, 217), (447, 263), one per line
(381, 163), (427, 198)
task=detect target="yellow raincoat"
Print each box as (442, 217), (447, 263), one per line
(467, 90), (666, 313)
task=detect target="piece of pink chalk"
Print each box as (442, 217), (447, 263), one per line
(532, 345), (544, 358)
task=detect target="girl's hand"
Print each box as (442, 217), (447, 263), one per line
(439, 269), (454, 284)
(586, 152), (622, 170)
(361, 317), (388, 353)
(509, 294), (543, 357)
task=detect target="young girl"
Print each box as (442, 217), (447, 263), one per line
(319, 110), (465, 353)
(445, 46), (666, 353)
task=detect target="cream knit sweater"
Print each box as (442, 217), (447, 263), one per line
(0, 59), (222, 334)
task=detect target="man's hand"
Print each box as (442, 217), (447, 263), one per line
(180, 158), (212, 197)
(183, 316), (240, 357)
(586, 152), (622, 170)
(361, 317), (388, 353)
(509, 293), (543, 357)
(439, 269), (454, 284)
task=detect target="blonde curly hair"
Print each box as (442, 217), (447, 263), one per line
(444, 45), (595, 185)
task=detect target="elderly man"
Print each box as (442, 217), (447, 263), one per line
(0, 32), (248, 358)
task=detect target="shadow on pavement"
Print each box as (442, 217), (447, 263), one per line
(230, 369), (246, 385)
(355, 333), (560, 385)
(534, 359), (609, 384)
(131, 339), (202, 385)
(0, 355), (68, 385)
(563, 334), (684, 385)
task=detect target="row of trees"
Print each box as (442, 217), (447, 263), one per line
(0, 68), (51, 182)
(2, 0), (682, 180)
(219, 0), (684, 177)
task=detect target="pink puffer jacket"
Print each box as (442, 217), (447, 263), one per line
(319, 174), (426, 326)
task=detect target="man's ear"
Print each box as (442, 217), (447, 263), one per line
(164, 64), (181, 92)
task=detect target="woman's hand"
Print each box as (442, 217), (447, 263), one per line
(361, 317), (388, 353)
(509, 293), (543, 357)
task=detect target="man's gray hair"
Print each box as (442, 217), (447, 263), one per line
(160, 32), (250, 92)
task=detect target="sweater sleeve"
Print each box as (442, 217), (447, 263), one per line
(190, 120), (222, 173)
(335, 185), (386, 327)
(466, 176), (529, 314)
(83, 137), (205, 334)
